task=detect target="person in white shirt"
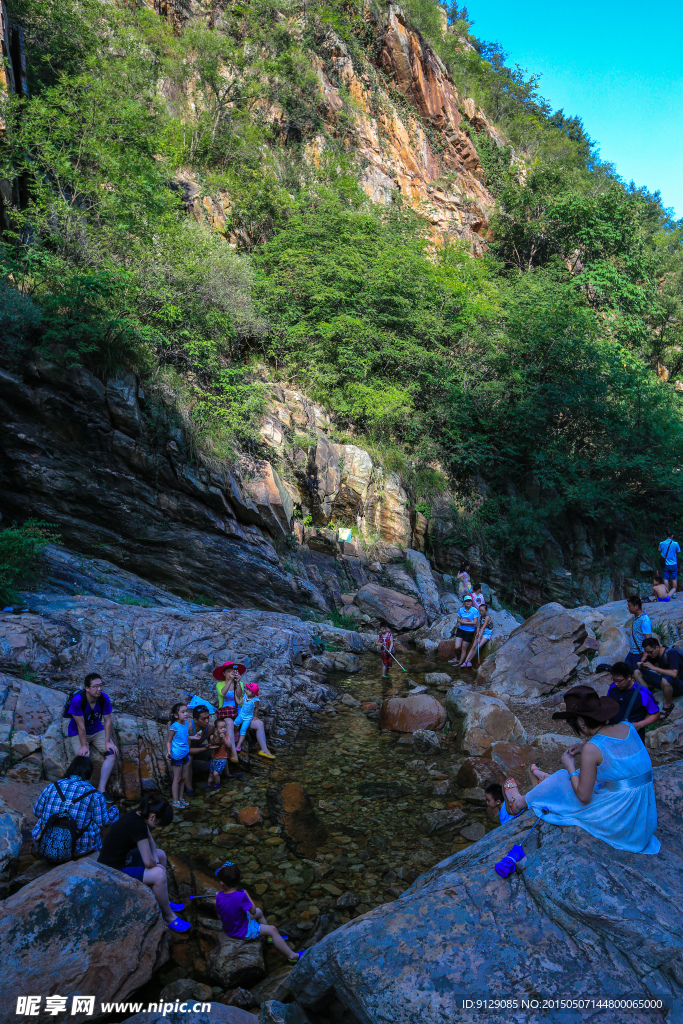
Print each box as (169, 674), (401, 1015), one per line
(452, 594), (480, 667)
(658, 532), (681, 598)
(471, 583), (485, 609)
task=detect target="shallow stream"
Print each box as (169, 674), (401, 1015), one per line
(150, 652), (493, 1001)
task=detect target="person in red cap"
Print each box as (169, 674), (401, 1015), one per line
(213, 662), (275, 760)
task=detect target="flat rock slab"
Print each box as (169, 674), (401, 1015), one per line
(288, 763), (683, 1024)
(379, 694), (446, 733)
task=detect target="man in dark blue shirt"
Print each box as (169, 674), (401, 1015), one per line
(607, 662), (660, 734)
(636, 637), (683, 720)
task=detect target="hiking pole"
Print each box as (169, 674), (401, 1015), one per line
(389, 650), (406, 672)
(494, 808), (549, 878)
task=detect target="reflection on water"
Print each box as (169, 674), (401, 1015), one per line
(158, 652), (492, 983)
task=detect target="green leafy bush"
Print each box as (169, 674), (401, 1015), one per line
(0, 520), (59, 605)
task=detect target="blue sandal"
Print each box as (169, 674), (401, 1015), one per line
(167, 917), (191, 933)
(169, 901), (185, 912)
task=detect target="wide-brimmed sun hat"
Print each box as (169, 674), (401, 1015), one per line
(552, 684), (619, 722)
(212, 661), (246, 680)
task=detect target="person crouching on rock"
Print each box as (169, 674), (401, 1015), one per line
(377, 622), (394, 677)
(215, 861), (303, 963)
(98, 792), (190, 933)
(502, 685), (660, 854)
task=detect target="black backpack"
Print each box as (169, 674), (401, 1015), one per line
(62, 689), (106, 726)
(35, 781), (96, 864)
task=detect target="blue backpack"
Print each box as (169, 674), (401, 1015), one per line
(35, 781), (95, 864)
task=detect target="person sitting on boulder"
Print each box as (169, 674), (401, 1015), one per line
(651, 572), (671, 602)
(213, 661), (244, 764)
(377, 622), (394, 677)
(635, 637), (683, 720)
(485, 782), (516, 825)
(471, 583), (485, 609)
(214, 860), (303, 963)
(607, 661), (660, 734)
(66, 672), (118, 793)
(234, 682), (260, 753)
(98, 792), (190, 932)
(32, 756), (119, 859)
(467, 603), (493, 664)
(453, 594), (480, 668)
(187, 704), (215, 795)
(502, 685), (659, 854)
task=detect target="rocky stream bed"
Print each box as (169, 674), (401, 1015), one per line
(99, 653), (494, 1015)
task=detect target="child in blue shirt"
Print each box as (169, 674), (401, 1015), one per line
(235, 683), (260, 753)
(166, 703), (190, 808)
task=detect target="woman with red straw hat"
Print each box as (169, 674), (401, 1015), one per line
(213, 662), (275, 760)
(502, 685), (659, 854)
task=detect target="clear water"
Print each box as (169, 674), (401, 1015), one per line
(156, 651), (492, 986)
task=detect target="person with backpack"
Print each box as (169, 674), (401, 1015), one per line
(658, 531), (681, 599)
(65, 672), (118, 793)
(32, 756), (119, 863)
(635, 637), (683, 720)
(606, 662), (660, 734)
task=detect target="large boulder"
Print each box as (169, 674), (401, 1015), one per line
(445, 686), (526, 756)
(288, 763), (683, 1024)
(355, 583), (426, 630)
(0, 795), (25, 895)
(594, 624), (630, 668)
(404, 550), (441, 624)
(379, 694), (446, 733)
(475, 602), (590, 698)
(0, 859), (167, 1022)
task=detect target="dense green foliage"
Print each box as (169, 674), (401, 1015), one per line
(0, 520), (58, 605)
(1, 0), (682, 560)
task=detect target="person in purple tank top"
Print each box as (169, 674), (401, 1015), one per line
(215, 861), (303, 962)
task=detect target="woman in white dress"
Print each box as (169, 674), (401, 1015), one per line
(503, 685), (659, 855)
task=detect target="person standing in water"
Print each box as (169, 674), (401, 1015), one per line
(377, 622), (394, 677)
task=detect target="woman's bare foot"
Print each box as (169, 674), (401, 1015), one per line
(530, 763), (550, 783)
(503, 778), (527, 815)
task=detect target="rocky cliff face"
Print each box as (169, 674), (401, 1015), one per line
(172, 1), (499, 249)
(0, 352), (652, 616)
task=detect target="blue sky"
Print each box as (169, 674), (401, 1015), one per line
(462, 1), (683, 219)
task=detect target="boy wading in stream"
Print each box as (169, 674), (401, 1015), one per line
(377, 623), (394, 677)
